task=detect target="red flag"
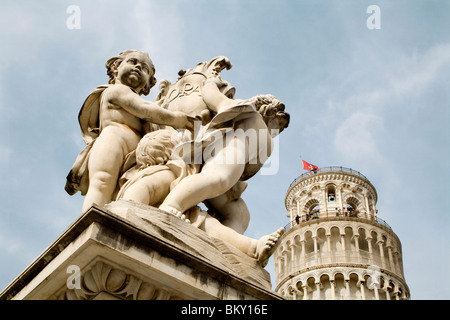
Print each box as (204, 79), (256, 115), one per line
(302, 160), (319, 171)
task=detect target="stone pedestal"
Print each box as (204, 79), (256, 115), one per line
(0, 200), (282, 300)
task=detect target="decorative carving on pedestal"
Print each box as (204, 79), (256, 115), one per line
(57, 261), (177, 300)
(1, 202), (282, 300)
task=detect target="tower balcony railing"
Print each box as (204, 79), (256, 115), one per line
(289, 166), (371, 188)
(283, 211), (392, 233)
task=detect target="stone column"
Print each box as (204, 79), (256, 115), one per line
(315, 281), (322, 300)
(393, 249), (402, 276)
(279, 257), (284, 276)
(289, 207), (294, 227)
(338, 187), (343, 212)
(300, 240), (306, 269)
(387, 242), (394, 272)
(322, 188), (328, 217)
(344, 279), (350, 299)
(289, 285), (297, 300)
(341, 233), (347, 261)
(366, 236), (373, 265)
(371, 198), (377, 219)
(373, 283), (380, 300)
(283, 252), (289, 275)
(290, 243), (296, 273)
(330, 280), (336, 300)
(295, 287), (304, 301)
(353, 234), (360, 264)
(383, 284), (391, 300)
(377, 239), (386, 269)
(276, 256), (282, 275)
(326, 234), (332, 264)
(364, 194), (371, 219)
(302, 284), (309, 300)
(313, 236), (319, 264)
(360, 280), (366, 300)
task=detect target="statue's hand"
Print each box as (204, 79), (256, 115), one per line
(172, 111), (195, 130)
(203, 76), (235, 99)
(204, 76), (226, 88)
(194, 109), (212, 125)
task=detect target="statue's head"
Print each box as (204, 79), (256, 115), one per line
(105, 50), (157, 96)
(253, 95), (290, 136)
(135, 129), (183, 168)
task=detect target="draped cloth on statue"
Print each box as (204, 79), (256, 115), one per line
(65, 85), (109, 196)
(171, 99), (270, 183)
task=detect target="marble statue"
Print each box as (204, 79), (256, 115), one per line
(65, 51), (289, 266)
(65, 50), (194, 213)
(159, 76), (290, 232)
(114, 128), (284, 266)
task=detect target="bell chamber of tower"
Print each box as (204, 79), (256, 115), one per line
(274, 166), (410, 300)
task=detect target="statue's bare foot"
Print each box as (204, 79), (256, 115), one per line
(159, 204), (190, 223)
(255, 227), (284, 267)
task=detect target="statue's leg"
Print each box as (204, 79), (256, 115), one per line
(121, 170), (176, 206)
(200, 214), (284, 266)
(160, 161), (245, 214)
(160, 135), (246, 214)
(206, 195), (250, 234)
(201, 213), (253, 256)
(82, 127), (139, 212)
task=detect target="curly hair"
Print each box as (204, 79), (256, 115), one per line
(135, 129), (183, 168)
(105, 50), (157, 96)
(253, 94), (290, 131)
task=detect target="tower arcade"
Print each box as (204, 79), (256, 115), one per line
(274, 166), (410, 300)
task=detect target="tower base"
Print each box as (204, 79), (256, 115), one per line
(0, 200), (282, 300)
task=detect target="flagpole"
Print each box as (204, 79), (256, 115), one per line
(299, 155), (303, 177)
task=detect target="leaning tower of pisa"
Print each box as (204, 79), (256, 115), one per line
(273, 166), (410, 300)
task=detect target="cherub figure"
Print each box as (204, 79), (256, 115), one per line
(115, 129), (186, 206)
(114, 129), (284, 266)
(188, 206), (285, 267)
(65, 50), (194, 212)
(159, 76), (290, 233)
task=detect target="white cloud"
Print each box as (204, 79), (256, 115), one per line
(327, 42), (450, 165)
(386, 43), (450, 98)
(329, 42), (450, 114)
(334, 111), (384, 163)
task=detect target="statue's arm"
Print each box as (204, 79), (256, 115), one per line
(105, 84), (193, 129)
(201, 77), (234, 114)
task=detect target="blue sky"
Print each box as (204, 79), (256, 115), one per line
(0, 0), (449, 299)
